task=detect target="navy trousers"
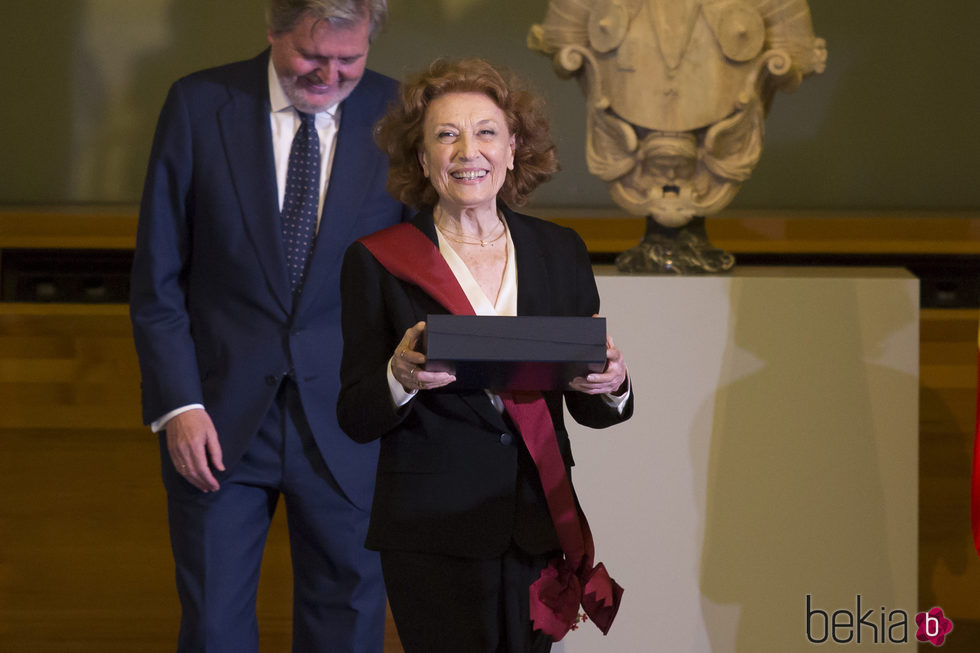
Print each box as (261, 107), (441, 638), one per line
(160, 380), (384, 653)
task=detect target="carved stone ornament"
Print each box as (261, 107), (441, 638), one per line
(529, 0), (826, 273)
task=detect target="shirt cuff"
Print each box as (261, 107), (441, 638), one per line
(601, 377), (631, 414)
(387, 357), (417, 408)
(151, 403), (205, 433)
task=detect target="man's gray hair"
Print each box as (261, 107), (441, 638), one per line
(267, 0), (388, 40)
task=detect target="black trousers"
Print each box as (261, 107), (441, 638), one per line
(381, 543), (557, 653)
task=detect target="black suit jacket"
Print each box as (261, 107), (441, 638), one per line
(337, 208), (633, 557)
(130, 50), (408, 509)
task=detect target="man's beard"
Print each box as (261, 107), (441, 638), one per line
(280, 76), (348, 113)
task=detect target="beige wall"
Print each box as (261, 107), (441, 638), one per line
(563, 268), (920, 651)
(2, 0), (978, 210)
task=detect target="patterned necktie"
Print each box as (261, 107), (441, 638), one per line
(281, 110), (321, 294)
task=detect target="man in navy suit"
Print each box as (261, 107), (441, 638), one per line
(129, 2), (406, 651)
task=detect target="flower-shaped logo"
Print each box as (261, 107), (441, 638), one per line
(915, 607), (953, 646)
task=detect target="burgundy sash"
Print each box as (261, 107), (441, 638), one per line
(358, 222), (622, 640)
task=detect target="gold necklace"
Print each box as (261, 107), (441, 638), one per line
(435, 220), (506, 247)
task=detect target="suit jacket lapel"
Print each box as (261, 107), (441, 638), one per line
(217, 51), (291, 312)
(298, 85), (382, 308)
(505, 206), (553, 317)
(412, 210), (439, 244)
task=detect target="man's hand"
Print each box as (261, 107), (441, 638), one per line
(165, 408), (225, 492)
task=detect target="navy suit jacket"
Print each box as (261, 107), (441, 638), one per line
(130, 50), (407, 510)
(337, 208), (634, 557)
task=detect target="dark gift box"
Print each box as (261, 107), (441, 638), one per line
(424, 314), (607, 391)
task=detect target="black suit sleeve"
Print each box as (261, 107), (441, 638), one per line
(336, 241), (410, 443)
(560, 226), (635, 429)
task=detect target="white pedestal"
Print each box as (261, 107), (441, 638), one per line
(558, 268), (919, 652)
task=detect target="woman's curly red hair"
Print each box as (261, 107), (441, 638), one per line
(376, 57), (559, 210)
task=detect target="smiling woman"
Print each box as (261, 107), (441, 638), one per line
(375, 57), (558, 213)
(336, 58), (634, 652)
(418, 92), (516, 221)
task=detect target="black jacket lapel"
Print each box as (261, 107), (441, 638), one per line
(504, 206), (552, 317)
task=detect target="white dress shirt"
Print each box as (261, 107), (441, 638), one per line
(267, 57), (340, 228)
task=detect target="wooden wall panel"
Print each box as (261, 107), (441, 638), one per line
(0, 305), (403, 651)
(919, 309), (979, 621)
(3, 207), (980, 254)
(0, 304), (142, 429)
(0, 442), (402, 652)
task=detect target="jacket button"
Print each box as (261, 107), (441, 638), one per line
(265, 374), (279, 386)
(499, 433), (513, 446)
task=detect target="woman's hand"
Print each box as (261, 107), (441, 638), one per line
(569, 332), (628, 396)
(391, 321), (456, 392)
